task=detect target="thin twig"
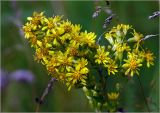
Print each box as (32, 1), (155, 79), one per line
(137, 75), (150, 112)
(35, 77), (57, 112)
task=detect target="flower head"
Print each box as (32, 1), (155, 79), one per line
(66, 60), (89, 90)
(110, 24), (131, 37)
(122, 52), (142, 76)
(121, 24), (131, 35)
(144, 50), (155, 67)
(95, 46), (110, 64)
(27, 12), (45, 29)
(80, 31), (96, 47)
(107, 92), (119, 100)
(42, 16), (62, 33)
(128, 30), (143, 42)
(58, 52), (73, 66)
(104, 60), (118, 75)
(76, 58), (88, 69)
(105, 33), (114, 45)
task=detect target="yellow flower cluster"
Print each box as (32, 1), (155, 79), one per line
(23, 12), (155, 91)
(23, 12), (97, 90)
(94, 24), (155, 77)
(23, 12), (156, 112)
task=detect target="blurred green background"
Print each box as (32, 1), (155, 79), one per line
(1, 1), (159, 112)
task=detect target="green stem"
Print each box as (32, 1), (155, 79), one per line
(98, 67), (107, 111)
(137, 75), (150, 112)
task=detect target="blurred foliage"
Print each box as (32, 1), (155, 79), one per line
(1, 1), (159, 112)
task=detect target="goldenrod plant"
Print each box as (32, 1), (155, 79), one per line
(23, 12), (155, 112)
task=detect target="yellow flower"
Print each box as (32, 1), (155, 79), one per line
(29, 36), (37, 47)
(60, 33), (71, 43)
(27, 12), (45, 29)
(41, 15), (62, 31)
(47, 52), (60, 67)
(80, 31), (96, 46)
(111, 24), (123, 37)
(66, 63), (89, 90)
(115, 24), (131, 35)
(76, 58), (88, 69)
(22, 23), (34, 38)
(58, 52), (73, 67)
(56, 72), (66, 82)
(71, 24), (81, 33)
(128, 30), (143, 42)
(65, 58), (89, 90)
(70, 33), (82, 45)
(95, 46), (110, 64)
(144, 50), (155, 67)
(104, 60), (118, 75)
(42, 17), (56, 32)
(27, 12), (44, 20)
(54, 68), (66, 82)
(113, 42), (131, 61)
(122, 52), (142, 76)
(34, 48), (44, 62)
(60, 20), (72, 33)
(66, 42), (79, 56)
(36, 40), (43, 47)
(105, 33), (114, 45)
(45, 53), (61, 74)
(122, 24), (131, 35)
(116, 43), (130, 52)
(107, 92), (119, 100)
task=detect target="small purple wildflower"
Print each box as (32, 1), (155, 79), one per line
(10, 70), (34, 84)
(0, 69), (9, 89)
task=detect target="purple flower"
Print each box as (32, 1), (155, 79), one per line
(0, 69), (9, 89)
(10, 70), (35, 84)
